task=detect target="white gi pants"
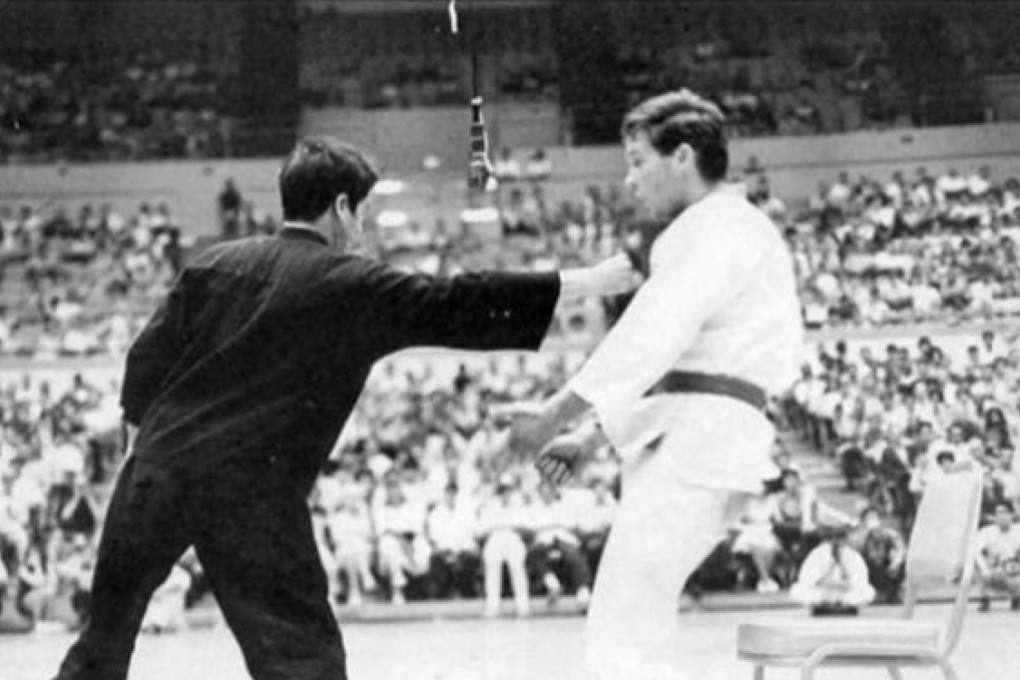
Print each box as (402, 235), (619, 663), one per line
(585, 448), (752, 680)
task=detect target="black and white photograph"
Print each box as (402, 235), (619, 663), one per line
(1, 1), (1020, 679)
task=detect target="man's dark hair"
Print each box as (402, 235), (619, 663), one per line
(621, 89), (728, 182)
(279, 137), (379, 222)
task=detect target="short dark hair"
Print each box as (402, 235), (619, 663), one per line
(279, 137), (379, 222)
(621, 89), (728, 182)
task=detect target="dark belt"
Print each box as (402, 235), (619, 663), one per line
(645, 370), (768, 412)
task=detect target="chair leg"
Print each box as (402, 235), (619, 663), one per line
(753, 665), (764, 680)
(886, 666), (904, 680)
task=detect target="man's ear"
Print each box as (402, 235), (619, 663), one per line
(334, 194), (351, 218)
(674, 143), (694, 169)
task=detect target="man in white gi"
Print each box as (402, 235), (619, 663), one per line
(511, 89), (803, 680)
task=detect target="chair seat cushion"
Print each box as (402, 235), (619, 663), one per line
(737, 619), (940, 658)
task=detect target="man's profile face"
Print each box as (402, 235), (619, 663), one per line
(623, 131), (685, 219)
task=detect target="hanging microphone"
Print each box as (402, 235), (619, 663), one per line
(468, 96), (495, 191)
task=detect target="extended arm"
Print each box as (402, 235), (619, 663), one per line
(352, 255), (639, 357)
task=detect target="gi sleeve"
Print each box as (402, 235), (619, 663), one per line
(347, 260), (561, 356)
(120, 273), (189, 426)
(568, 222), (746, 434)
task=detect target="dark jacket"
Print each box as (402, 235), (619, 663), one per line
(121, 228), (559, 485)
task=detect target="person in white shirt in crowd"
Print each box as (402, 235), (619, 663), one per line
(936, 168), (969, 202)
(968, 274), (997, 319)
(476, 475), (531, 618)
(731, 486), (784, 594)
(860, 284), (892, 327)
(373, 469), (430, 605)
(910, 381), (941, 429)
(791, 524), (875, 616)
(1, 462), (33, 594)
(969, 165), (993, 198)
(510, 90), (803, 680)
(326, 493), (378, 609)
(524, 148), (552, 182)
(978, 329), (1004, 367)
(140, 558), (193, 635)
(974, 501), (1020, 612)
(884, 171), (907, 210)
(879, 270), (913, 313)
(770, 467), (821, 555)
(827, 171), (853, 210)
(525, 480), (592, 606)
(930, 423), (976, 466)
(910, 274), (942, 321)
(493, 147), (522, 183)
(807, 181), (829, 214)
(910, 449), (963, 501)
(425, 484), (481, 600)
(806, 373), (839, 449)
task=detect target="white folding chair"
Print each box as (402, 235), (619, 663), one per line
(736, 470), (984, 680)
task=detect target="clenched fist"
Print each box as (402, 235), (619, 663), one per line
(535, 435), (586, 485)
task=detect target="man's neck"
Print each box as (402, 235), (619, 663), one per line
(671, 181), (720, 220)
(282, 220), (335, 247)
(688, 180), (720, 206)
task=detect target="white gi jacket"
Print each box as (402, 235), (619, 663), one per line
(570, 188), (803, 492)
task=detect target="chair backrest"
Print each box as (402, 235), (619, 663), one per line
(903, 469), (983, 656)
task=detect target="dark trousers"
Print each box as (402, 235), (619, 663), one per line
(581, 531), (609, 576)
(54, 455), (346, 680)
(427, 550), (481, 599)
(865, 559), (905, 604)
(527, 538), (592, 593)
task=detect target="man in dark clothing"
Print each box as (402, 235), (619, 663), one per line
(52, 137), (636, 680)
(218, 178), (242, 238)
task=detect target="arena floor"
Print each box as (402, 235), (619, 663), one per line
(3, 604), (1019, 680)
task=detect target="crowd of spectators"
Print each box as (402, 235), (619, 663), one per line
(786, 165), (1020, 328)
(0, 350), (622, 628)
(0, 52), (235, 164)
(11, 323), (1018, 631)
(298, 7), (558, 110)
(3, 3), (1016, 166)
(375, 160), (1020, 334)
(0, 199), (187, 361)
(0, 371), (120, 630)
(296, 3), (1004, 139)
(308, 354), (618, 615)
(787, 329), (1020, 609)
